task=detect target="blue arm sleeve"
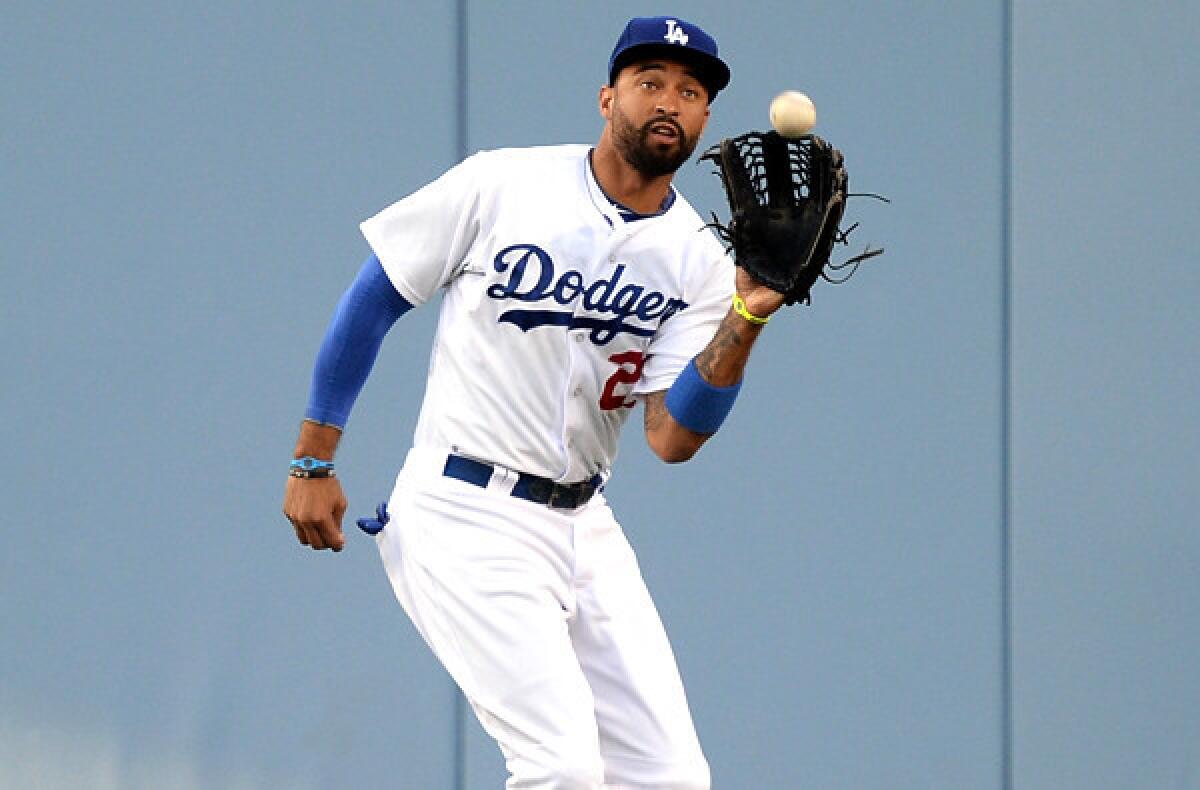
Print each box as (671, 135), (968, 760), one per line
(304, 254), (413, 428)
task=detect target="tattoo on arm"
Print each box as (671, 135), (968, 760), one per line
(641, 307), (762, 452)
(643, 390), (668, 434)
(643, 388), (706, 461)
(694, 311), (756, 384)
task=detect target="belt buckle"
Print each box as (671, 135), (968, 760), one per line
(520, 475), (595, 509)
(547, 485), (574, 509)
(553, 481), (592, 509)
(525, 477), (554, 504)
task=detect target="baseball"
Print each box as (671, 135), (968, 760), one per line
(769, 90), (817, 137)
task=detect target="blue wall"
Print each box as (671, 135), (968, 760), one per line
(1, 2), (1195, 788)
(1010, 3), (1200, 788)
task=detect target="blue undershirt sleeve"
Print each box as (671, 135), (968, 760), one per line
(304, 254), (413, 428)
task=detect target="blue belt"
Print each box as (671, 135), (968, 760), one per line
(443, 454), (602, 509)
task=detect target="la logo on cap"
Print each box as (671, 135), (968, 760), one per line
(664, 19), (689, 46)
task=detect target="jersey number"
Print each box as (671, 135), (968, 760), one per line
(599, 351), (646, 410)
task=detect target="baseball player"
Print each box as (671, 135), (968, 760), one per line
(283, 16), (788, 789)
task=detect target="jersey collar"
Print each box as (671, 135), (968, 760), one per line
(585, 149), (676, 226)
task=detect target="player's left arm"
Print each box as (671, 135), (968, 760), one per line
(643, 268), (784, 462)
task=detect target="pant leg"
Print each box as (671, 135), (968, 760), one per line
(375, 454), (605, 789)
(568, 499), (711, 790)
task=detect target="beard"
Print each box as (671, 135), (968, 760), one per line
(611, 103), (697, 178)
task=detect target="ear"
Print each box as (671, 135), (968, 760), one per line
(598, 85), (614, 120)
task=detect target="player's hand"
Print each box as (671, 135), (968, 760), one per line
(283, 475), (348, 552)
(734, 267), (786, 319)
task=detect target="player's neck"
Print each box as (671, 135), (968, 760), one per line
(590, 140), (674, 216)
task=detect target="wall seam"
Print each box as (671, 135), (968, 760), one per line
(1001, 0), (1014, 788)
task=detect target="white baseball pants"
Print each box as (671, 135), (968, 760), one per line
(375, 447), (710, 790)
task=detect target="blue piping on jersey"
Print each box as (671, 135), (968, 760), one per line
(587, 148), (677, 221)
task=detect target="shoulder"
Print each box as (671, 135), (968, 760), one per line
(445, 145), (589, 201)
(658, 189), (733, 262)
(464, 144), (590, 177)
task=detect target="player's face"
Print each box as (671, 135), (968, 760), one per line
(608, 60), (711, 177)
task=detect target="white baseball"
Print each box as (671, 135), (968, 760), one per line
(769, 90), (817, 137)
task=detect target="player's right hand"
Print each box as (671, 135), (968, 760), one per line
(283, 476), (348, 552)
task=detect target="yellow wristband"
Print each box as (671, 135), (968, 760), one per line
(733, 294), (770, 326)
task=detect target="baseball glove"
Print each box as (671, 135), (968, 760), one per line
(701, 131), (885, 305)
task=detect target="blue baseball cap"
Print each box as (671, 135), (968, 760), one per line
(608, 16), (731, 100)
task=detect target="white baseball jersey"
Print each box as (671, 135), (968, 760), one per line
(361, 144), (734, 483)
